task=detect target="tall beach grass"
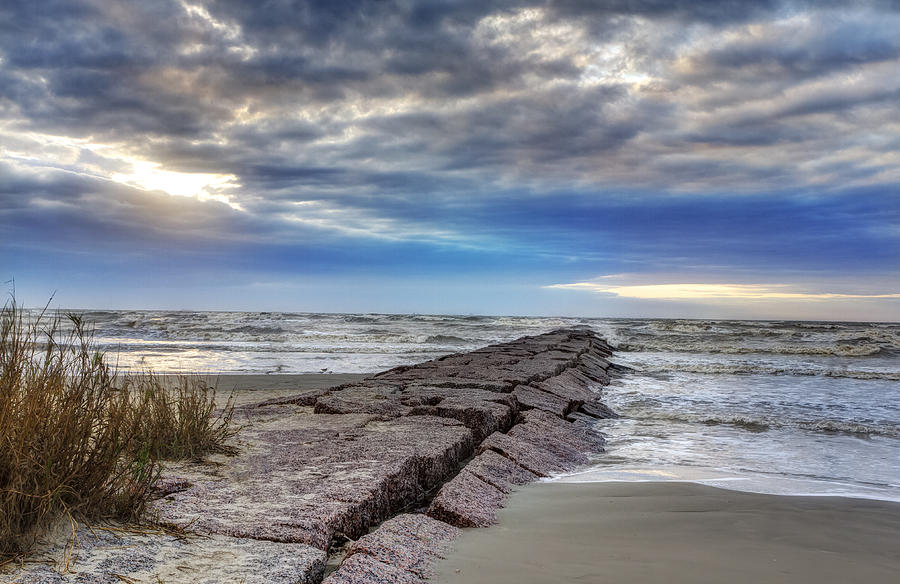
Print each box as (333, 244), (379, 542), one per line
(0, 300), (237, 558)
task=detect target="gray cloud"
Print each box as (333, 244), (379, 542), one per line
(2, 0), (900, 248)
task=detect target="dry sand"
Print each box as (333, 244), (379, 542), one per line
(432, 481), (900, 584)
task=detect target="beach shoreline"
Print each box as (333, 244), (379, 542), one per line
(6, 328), (897, 584)
(154, 373), (372, 407)
(432, 480), (900, 584)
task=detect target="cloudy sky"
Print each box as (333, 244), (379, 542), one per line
(2, 0), (898, 319)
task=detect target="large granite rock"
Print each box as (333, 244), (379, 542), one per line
(512, 383), (575, 417)
(534, 367), (600, 404)
(371, 330), (599, 391)
(310, 383), (519, 442)
(463, 449), (539, 493)
(427, 470), (506, 527)
(323, 553), (425, 584)
(249, 387), (332, 407)
(476, 408), (607, 475)
(429, 406), (608, 527)
(425, 353), (610, 529)
(314, 384), (412, 418)
(405, 386), (518, 442)
(578, 352), (612, 383)
(578, 399), (619, 420)
(151, 414), (474, 549)
(478, 431), (575, 477)
(329, 514), (459, 582)
(516, 408), (607, 452)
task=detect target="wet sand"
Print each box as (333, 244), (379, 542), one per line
(433, 481), (900, 584)
(156, 373), (371, 407)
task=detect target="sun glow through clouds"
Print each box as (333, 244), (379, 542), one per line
(110, 161), (241, 209)
(1, 129), (242, 209)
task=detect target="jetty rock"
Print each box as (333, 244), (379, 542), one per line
(2, 328), (617, 584)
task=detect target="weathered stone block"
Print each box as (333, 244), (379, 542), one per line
(518, 408), (606, 452)
(404, 386), (518, 441)
(314, 385), (411, 418)
(579, 400), (619, 419)
(427, 469), (506, 527)
(151, 415), (473, 549)
(463, 449), (538, 493)
(323, 553), (425, 584)
(579, 352), (612, 383)
(478, 431), (573, 477)
(506, 422), (591, 468)
(342, 514), (459, 579)
(533, 368), (597, 403)
(512, 384), (574, 417)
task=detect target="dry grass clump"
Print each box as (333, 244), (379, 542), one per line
(126, 373), (237, 460)
(0, 303), (156, 557)
(0, 301), (237, 559)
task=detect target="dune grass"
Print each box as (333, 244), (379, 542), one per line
(125, 372), (237, 460)
(0, 301), (237, 559)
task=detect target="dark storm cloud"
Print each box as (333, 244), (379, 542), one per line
(548, 0), (782, 25)
(675, 14), (900, 88)
(3, 0), (898, 186)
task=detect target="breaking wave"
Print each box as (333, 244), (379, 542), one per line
(423, 335), (471, 345)
(628, 362), (900, 381)
(623, 411), (900, 439)
(618, 341), (889, 357)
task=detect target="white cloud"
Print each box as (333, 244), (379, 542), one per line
(545, 281), (900, 301)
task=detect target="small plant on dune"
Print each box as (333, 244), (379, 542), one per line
(126, 373), (238, 460)
(0, 299), (239, 559)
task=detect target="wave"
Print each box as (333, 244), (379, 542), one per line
(613, 321), (900, 357)
(101, 342), (451, 355)
(423, 335), (471, 345)
(622, 411), (900, 438)
(618, 341), (888, 357)
(648, 320), (729, 334)
(836, 329), (900, 348)
(629, 362), (900, 381)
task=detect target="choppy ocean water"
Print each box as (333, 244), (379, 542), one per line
(38, 310), (900, 501)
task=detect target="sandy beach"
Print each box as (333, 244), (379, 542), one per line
(156, 373), (371, 407)
(433, 481), (900, 584)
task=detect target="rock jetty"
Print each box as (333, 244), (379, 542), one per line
(2, 329), (616, 584)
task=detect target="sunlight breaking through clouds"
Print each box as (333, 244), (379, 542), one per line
(0, 129), (242, 209)
(110, 161), (241, 209)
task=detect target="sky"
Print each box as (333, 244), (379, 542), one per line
(1, 0), (898, 320)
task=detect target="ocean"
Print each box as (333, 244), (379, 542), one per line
(46, 310), (900, 501)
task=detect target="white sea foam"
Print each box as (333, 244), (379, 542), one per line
(624, 360), (900, 380)
(551, 466), (900, 503)
(618, 340), (888, 357)
(617, 410), (899, 438)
